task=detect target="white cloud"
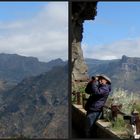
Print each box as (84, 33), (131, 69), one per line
(0, 2), (68, 62)
(82, 37), (140, 60)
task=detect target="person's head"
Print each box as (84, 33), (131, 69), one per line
(99, 74), (111, 85)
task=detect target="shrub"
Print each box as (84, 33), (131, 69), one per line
(106, 88), (140, 115)
(111, 115), (126, 132)
(104, 88), (140, 133)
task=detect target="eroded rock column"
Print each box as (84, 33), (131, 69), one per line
(71, 2), (97, 87)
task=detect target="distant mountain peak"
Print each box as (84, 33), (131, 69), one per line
(121, 55), (128, 62)
(48, 58), (63, 63)
(0, 53), (39, 62)
(86, 56), (140, 93)
(0, 53), (66, 83)
(122, 55), (127, 59)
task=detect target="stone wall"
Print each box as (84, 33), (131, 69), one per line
(71, 2), (97, 87)
(72, 104), (129, 138)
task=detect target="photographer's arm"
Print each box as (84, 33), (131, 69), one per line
(91, 83), (110, 96)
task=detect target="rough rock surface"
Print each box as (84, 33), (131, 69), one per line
(0, 65), (68, 138)
(71, 2), (97, 86)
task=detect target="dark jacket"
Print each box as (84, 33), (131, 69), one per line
(85, 81), (111, 112)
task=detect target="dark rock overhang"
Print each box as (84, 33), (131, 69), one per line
(72, 2), (97, 20)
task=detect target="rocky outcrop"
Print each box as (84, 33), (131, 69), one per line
(86, 55), (140, 93)
(121, 55), (140, 72)
(71, 2), (98, 86)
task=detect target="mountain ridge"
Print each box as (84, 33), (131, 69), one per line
(0, 53), (66, 93)
(85, 55), (140, 93)
(0, 53), (66, 83)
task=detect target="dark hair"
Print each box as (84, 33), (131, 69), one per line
(91, 76), (96, 80)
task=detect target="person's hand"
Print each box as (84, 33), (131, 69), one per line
(94, 80), (99, 86)
(95, 76), (98, 81)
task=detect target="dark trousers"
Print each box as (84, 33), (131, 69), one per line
(85, 111), (102, 138)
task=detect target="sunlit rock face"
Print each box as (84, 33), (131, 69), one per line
(71, 2), (97, 86)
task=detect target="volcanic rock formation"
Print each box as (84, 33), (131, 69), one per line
(71, 2), (98, 87)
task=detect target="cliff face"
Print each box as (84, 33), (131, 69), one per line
(86, 55), (140, 93)
(120, 55), (140, 72)
(71, 2), (97, 86)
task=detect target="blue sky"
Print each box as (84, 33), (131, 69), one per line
(0, 2), (47, 22)
(0, 2), (68, 62)
(82, 2), (140, 60)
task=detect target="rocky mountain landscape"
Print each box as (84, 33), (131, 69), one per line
(0, 53), (65, 82)
(0, 53), (66, 92)
(0, 53), (68, 138)
(85, 55), (140, 93)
